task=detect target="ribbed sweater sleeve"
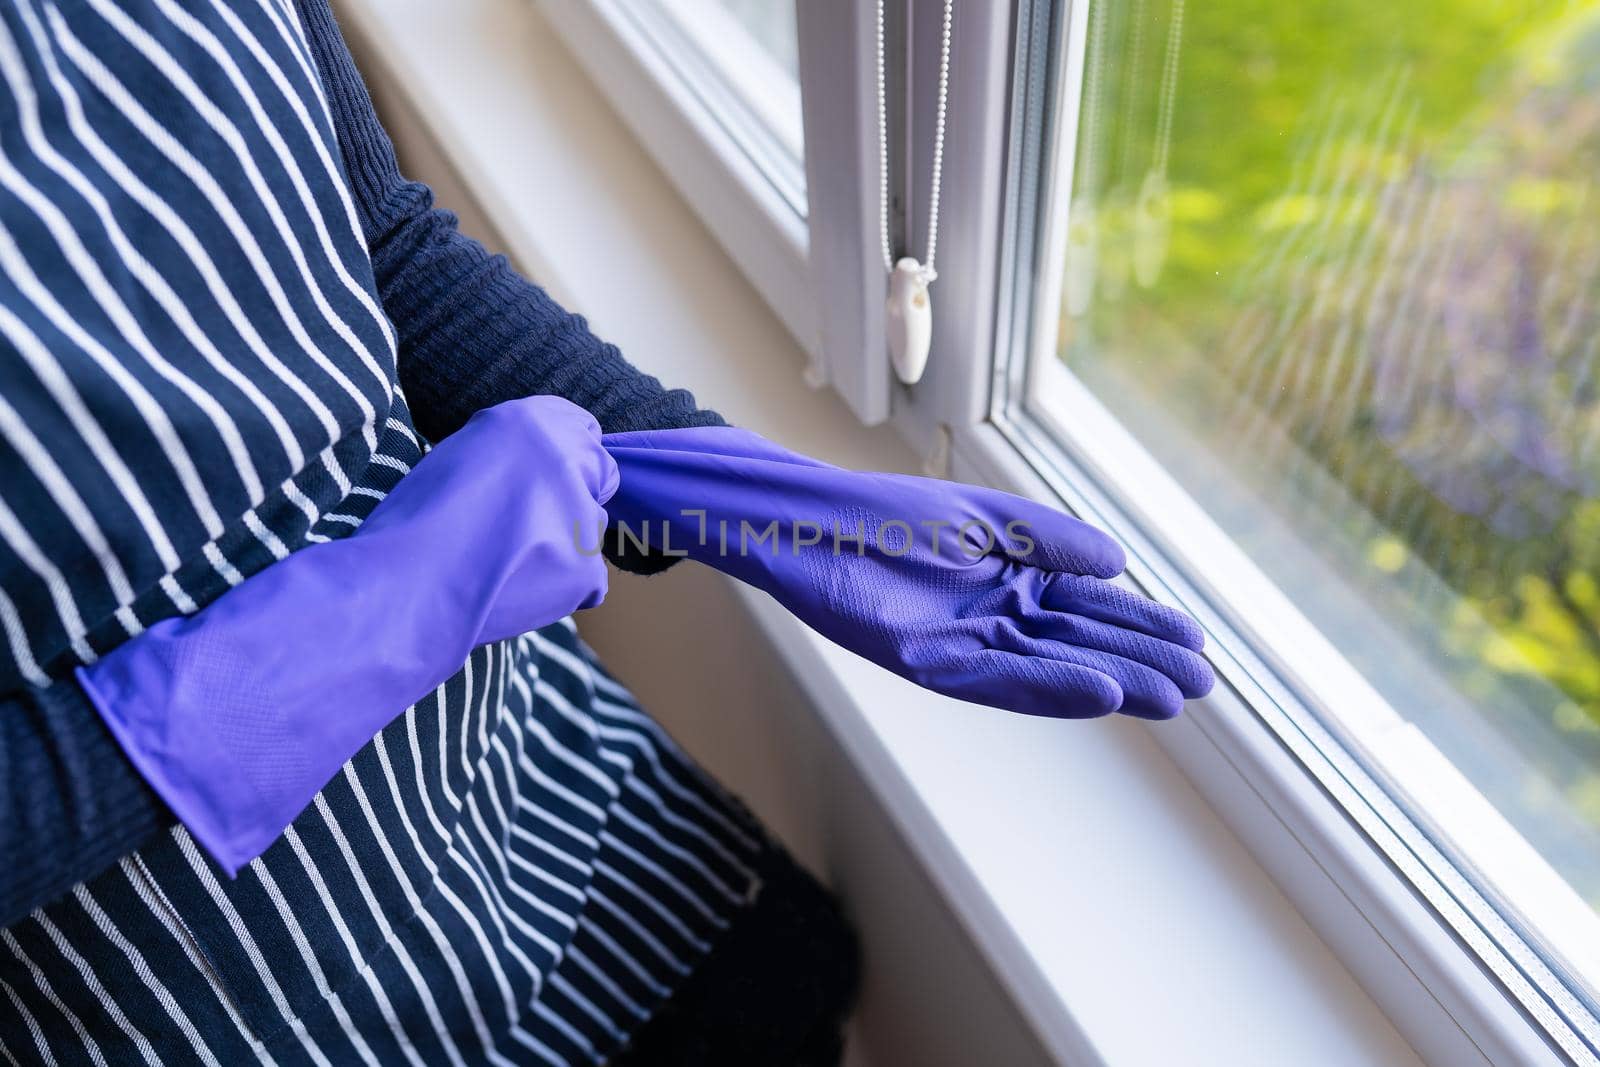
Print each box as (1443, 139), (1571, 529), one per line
(294, 0), (725, 444)
(0, 1), (727, 930)
(0, 681), (169, 928)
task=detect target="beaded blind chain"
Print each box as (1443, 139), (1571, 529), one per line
(877, 0), (952, 385)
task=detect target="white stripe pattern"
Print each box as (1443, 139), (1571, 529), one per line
(0, 1), (763, 1064)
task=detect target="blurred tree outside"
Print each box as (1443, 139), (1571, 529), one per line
(1059, 0), (1600, 904)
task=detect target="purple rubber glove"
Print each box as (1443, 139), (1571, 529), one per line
(601, 427), (1212, 720)
(79, 396), (617, 874)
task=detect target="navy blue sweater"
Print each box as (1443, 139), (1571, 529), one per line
(0, 0), (718, 930)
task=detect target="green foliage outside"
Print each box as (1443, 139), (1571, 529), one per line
(1061, 0), (1600, 897)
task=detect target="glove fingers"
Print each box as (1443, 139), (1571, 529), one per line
(995, 497), (1127, 579)
(935, 649), (1122, 719)
(1099, 657), (1186, 720)
(1019, 611), (1214, 700)
(1040, 573), (1206, 652)
(991, 625), (1188, 720)
(1063, 648), (1185, 720)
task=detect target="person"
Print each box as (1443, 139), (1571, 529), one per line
(0, 0), (1212, 1063)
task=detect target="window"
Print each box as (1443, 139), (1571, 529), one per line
(702, 0), (799, 77)
(548, 0), (1600, 1055)
(634, 0), (804, 214)
(540, 0), (813, 369)
(995, 0), (1600, 1056)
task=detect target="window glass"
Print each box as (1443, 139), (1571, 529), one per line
(647, 0), (804, 209)
(712, 0), (798, 75)
(1050, 0), (1600, 958)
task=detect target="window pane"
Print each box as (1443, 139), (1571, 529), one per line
(646, 0), (804, 210)
(1047, 0), (1600, 987)
(712, 0), (798, 75)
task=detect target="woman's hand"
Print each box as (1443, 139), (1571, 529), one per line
(78, 395), (617, 873)
(602, 427), (1213, 720)
(359, 394), (618, 643)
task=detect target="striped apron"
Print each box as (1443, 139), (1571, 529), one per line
(0, 0), (763, 1062)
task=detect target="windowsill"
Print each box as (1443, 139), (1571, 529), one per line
(333, 1), (1426, 1063)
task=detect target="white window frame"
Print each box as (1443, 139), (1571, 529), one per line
(967, 2), (1600, 1063)
(545, 2), (1600, 1062)
(539, 0), (814, 361)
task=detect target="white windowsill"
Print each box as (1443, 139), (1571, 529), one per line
(333, 1), (1428, 1063)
